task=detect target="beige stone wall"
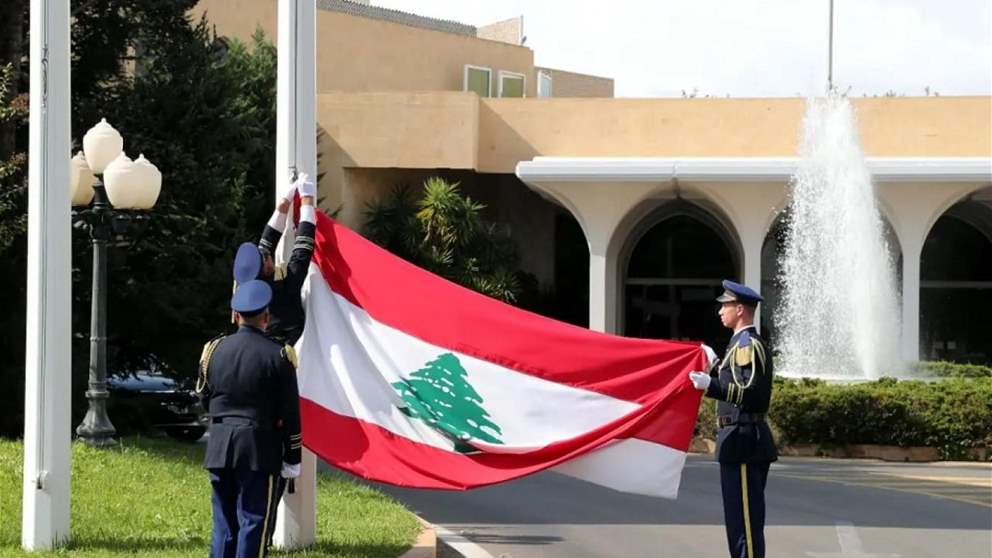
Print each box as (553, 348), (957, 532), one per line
(314, 93), (991, 213)
(315, 91), (480, 225)
(476, 96), (992, 171)
(535, 67), (614, 98)
(500, 95), (988, 162)
(477, 17), (523, 45)
(192, 0), (536, 96)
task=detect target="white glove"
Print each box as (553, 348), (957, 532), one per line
(279, 183), (298, 203)
(689, 371), (711, 391)
(295, 173), (316, 198)
(280, 462), (301, 479)
(701, 344), (718, 371)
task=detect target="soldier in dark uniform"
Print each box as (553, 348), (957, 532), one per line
(689, 280), (777, 558)
(198, 253), (302, 558)
(255, 172), (318, 346)
(249, 173), (317, 546)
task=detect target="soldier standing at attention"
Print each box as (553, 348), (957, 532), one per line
(689, 280), (777, 558)
(198, 251), (303, 558)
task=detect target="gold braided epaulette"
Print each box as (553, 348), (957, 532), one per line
(196, 335), (225, 393)
(281, 345), (298, 368)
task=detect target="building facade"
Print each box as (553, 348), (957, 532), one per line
(195, 0), (992, 364)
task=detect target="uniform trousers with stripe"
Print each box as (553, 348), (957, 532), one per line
(720, 461), (770, 558)
(264, 476), (287, 547)
(209, 468), (276, 558)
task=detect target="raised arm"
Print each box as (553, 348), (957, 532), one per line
(285, 173), (317, 284)
(258, 180), (298, 257)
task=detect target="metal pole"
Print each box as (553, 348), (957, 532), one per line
(272, 0), (317, 549)
(75, 180), (116, 446)
(23, 0), (72, 549)
(827, 0), (834, 92)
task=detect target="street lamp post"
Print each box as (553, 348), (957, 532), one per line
(71, 119), (161, 447)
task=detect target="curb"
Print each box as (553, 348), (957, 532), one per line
(398, 516), (437, 558)
(691, 437), (991, 463)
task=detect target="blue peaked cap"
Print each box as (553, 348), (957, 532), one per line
(231, 279), (272, 314)
(233, 242), (262, 284)
(716, 279), (763, 305)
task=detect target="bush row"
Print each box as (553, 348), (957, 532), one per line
(911, 361), (992, 378)
(695, 377), (992, 460)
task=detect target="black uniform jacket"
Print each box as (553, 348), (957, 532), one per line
(198, 325), (302, 472)
(258, 219), (316, 345)
(704, 325), (778, 464)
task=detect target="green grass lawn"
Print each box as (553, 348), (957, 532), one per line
(0, 436), (421, 557)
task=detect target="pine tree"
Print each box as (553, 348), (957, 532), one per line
(393, 353), (503, 453)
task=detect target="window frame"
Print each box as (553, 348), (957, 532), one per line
(497, 70), (526, 98)
(463, 64), (492, 98)
(537, 70), (553, 98)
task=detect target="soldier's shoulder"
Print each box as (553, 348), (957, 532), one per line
(732, 328), (768, 368)
(280, 344), (298, 368)
(200, 333), (229, 360)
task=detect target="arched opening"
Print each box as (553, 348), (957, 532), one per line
(621, 201), (740, 349)
(920, 191), (992, 364)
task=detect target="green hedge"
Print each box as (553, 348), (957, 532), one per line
(911, 361), (992, 378)
(695, 377), (992, 460)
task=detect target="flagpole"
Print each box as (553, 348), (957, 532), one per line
(23, 0), (73, 550)
(273, 0), (317, 549)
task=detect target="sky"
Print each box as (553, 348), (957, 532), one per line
(372, 0), (992, 98)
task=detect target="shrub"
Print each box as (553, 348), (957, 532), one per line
(911, 361), (992, 378)
(363, 179), (527, 303)
(696, 377), (992, 460)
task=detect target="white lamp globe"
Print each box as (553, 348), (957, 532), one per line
(131, 154), (162, 209)
(102, 152), (139, 209)
(70, 151), (96, 206)
(82, 118), (124, 174)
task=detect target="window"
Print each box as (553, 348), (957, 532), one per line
(498, 71), (525, 98)
(464, 65), (492, 98)
(538, 71), (552, 98)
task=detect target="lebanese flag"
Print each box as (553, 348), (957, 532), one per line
(296, 212), (711, 498)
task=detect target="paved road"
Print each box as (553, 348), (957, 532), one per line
(365, 456), (992, 558)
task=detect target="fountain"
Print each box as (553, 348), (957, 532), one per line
(775, 94), (903, 379)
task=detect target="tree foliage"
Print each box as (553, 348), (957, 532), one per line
(364, 177), (525, 304)
(0, 1), (279, 435)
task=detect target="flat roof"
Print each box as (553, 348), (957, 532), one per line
(516, 157), (992, 182)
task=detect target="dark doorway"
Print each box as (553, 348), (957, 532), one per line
(921, 199), (992, 364)
(623, 203), (739, 350)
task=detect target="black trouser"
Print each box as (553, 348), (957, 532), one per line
(209, 468), (276, 558)
(264, 476), (287, 547)
(720, 461), (771, 558)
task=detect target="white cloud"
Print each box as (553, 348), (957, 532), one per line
(372, 0), (992, 97)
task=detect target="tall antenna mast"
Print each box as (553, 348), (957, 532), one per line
(827, 0), (835, 92)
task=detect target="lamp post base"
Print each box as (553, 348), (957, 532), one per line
(75, 387), (116, 447)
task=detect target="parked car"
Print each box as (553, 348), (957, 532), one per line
(106, 370), (207, 442)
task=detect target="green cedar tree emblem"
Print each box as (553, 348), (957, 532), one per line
(392, 353), (504, 453)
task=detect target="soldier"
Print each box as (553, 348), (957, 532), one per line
(198, 249), (302, 558)
(251, 173), (317, 546)
(689, 280), (777, 558)
(255, 172), (318, 346)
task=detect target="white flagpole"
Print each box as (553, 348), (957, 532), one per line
(23, 0), (73, 550)
(273, 0), (317, 549)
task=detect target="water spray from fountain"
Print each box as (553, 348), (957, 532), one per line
(775, 0), (903, 379)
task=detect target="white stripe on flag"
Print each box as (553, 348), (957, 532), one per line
(298, 266), (641, 453)
(552, 438), (686, 498)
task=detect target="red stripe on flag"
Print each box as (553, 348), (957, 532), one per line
(311, 214), (710, 404)
(301, 389), (696, 490)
